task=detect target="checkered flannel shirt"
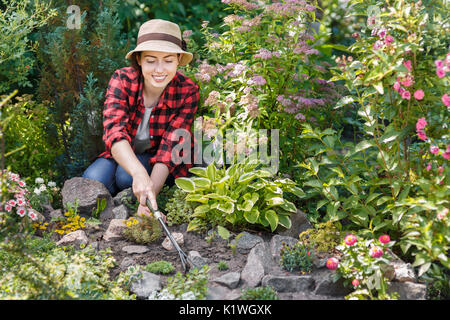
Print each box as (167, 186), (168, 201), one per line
(98, 67), (199, 179)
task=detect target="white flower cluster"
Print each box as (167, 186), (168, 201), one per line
(33, 177), (57, 195)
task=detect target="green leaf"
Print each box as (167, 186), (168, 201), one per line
(217, 202), (234, 214)
(237, 200), (254, 212)
(373, 81), (384, 95)
(280, 200), (297, 213)
(278, 214), (291, 229)
(334, 96), (355, 109)
(266, 197), (284, 207)
(304, 180), (322, 188)
(265, 209), (279, 232)
(217, 225), (230, 240)
(238, 172), (257, 184)
(175, 177), (195, 192)
(418, 262), (431, 277)
(191, 177), (211, 188)
(193, 204), (210, 216)
(189, 167), (208, 178)
(207, 162), (216, 181)
(244, 208), (259, 224)
(354, 140), (374, 153)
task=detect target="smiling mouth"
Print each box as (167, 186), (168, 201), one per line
(152, 75), (167, 82)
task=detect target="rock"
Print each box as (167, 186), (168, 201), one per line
(113, 204), (129, 220)
(162, 232), (184, 251)
(103, 219), (126, 241)
(387, 282), (427, 300)
(49, 209), (63, 220)
(120, 257), (136, 269)
(278, 291), (345, 300)
(61, 177), (113, 220)
(113, 187), (135, 206)
(312, 269), (352, 297)
(56, 230), (89, 248)
(235, 232), (264, 253)
(241, 245), (266, 288)
(206, 283), (241, 300)
(130, 271), (161, 299)
(188, 250), (209, 267)
(213, 272), (241, 289)
(261, 274), (315, 292)
(277, 209), (312, 238)
(269, 235), (298, 261)
(122, 245), (150, 254)
(385, 249), (416, 282)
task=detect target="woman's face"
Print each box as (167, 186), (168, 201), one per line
(137, 51), (181, 91)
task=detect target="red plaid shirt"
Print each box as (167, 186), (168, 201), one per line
(98, 67), (199, 179)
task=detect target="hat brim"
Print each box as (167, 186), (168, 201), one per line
(126, 40), (193, 66)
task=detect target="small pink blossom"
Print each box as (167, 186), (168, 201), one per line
(426, 162), (432, 171)
(430, 145), (440, 155)
(384, 35), (394, 45)
(436, 68), (446, 78)
(401, 90), (411, 100)
(437, 208), (448, 220)
(369, 246), (383, 258)
(403, 60), (412, 72)
(435, 60), (444, 68)
(352, 279), (360, 287)
(438, 166), (444, 175)
(4, 204), (12, 212)
(344, 234), (357, 246)
(28, 210), (37, 220)
(8, 200), (17, 207)
(416, 117), (427, 131)
(326, 257), (339, 270)
(414, 89), (425, 100)
(393, 82), (401, 92)
(442, 94), (450, 107)
(442, 145), (450, 159)
(378, 234), (390, 244)
(377, 28), (387, 38)
(16, 207), (26, 217)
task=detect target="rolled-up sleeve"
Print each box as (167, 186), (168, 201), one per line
(150, 85), (199, 177)
(102, 70), (132, 153)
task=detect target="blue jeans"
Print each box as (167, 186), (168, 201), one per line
(82, 153), (174, 196)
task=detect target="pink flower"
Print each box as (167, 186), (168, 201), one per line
(393, 82), (401, 92)
(307, 251), (311, 256)
(400, 75), (413, 87)
(443, 145), (450, 159)
(377, 28), (387, 38)
(438, 166), (444, 175)
(251, 75), (266, 86)
(369, 246), (383, 258)
(430, 146), (440, 155)
(28, 210), (37, 220)
(436, 68), (446, 78)
(4, 204), (12, 212)
(401, 90), (411, 100)
(435, 60), (444, 68)
(416, 117), (427, 131)
(326, 257), (339, 270)
(16, 207), (26, 217)
(344, 234), (357, 246)
(403, 60), (412, 72)
(437, 208), (448, 220)
(352, 279), (360, 287)
(426, 162), (432, 171)
(378, 234), (391, 244)
(384, 35), (394, 45)
(414, 89), (425, 100)
(442, 94), (450, 107)
(16, 199), (25, 206)
(8, 200), (17, 207)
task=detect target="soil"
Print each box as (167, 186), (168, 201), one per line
(91, 222), (251, 287)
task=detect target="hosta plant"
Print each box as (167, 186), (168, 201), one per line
(175, 158), (304, 232)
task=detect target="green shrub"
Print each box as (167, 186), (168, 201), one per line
(0, 236), (137, 299)
(144, 260), (175, 275)
(149, 265), (210, 300)
(298, 221), (342, 254)
(217, 260), (229, 271)
(122, 215), (162, 244)
(279, 241), (314, 273)
(176, 159), (304, 233)
(240, 286), (279, 300)
(165, 188), (194, 226)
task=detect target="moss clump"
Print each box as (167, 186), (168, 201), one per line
(298, 221), (342, 254)
(144, 260), (175, 275)
(241, 286), (279, 300)
(123, 215), (162, 244)
(165, 188), (194, 226)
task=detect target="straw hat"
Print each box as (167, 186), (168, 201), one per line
(125, 19), (193, 66)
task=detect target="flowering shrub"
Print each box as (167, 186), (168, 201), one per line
(27, 177), (61, 213)
(1, 170), (39, 239)
(183, 0), (346, 180)
(122, 214), (162, 244)
(298, 0), (449, 292)
(279, 241), (313, 273)
(327, 234), (399, 300)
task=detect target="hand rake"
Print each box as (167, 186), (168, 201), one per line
(146, 198), (196, 273)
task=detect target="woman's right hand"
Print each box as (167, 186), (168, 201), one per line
(132, 170), (158, 213)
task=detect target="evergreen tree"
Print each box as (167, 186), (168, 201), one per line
(35, 0), (129, 180)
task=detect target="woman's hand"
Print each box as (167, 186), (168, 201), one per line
(132, 170), (166, 222)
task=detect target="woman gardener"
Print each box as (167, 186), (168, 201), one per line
(82, 19), (199, 219)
